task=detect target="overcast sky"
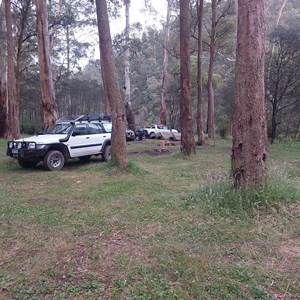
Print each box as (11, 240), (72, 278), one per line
(111, 0), (167, 35)
(0, 0), (167, 34)
(1, 0), (167, 63)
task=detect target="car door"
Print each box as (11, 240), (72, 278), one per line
(67, 123), (92, 157)
(86, 123), (109, 154)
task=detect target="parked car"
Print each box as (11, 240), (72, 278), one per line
(144, 124), (178, 139)
(136, 128), (145, 140)
(125, 128), (136, 141)
(7, 113), (112, 171)
(101, 122), (135, 141)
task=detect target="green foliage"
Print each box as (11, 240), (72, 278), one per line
(104, 158), (147, 176)
(20, 122), (43, 135)
(185, 166), (299, 218)
(266, 18), (300, 141)
(217, 118), (231, 139)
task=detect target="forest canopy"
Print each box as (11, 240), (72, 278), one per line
(0, 0), (299, 141)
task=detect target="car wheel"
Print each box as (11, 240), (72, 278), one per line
(102, 145), (111, 161)
(18, 159), (38, 169)
(149, 132), (156, 139)
(43, 150), (65, 171)
(79, 155), (91, 163)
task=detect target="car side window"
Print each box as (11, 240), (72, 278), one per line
(102, 123), (112, 133)
(74, 124), (88, 135)
(88, 123), (103, 134)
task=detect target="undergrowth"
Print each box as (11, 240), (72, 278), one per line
(184, 165), (300, 218)
(105, 159), (148, 175)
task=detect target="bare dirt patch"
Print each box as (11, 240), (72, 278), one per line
(280, 240), (300, 258)
(128, 148), (176, 156)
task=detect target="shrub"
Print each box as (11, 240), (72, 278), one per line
(20, 122), (43, 135)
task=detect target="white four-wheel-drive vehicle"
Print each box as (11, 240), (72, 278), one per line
(144, 124), (178, 139)
(6, 114), (112, 171)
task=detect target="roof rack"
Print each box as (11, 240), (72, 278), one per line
(56, 115), (85, 123)
(82, 113), (112, 122)
(56, 113), (111, 123)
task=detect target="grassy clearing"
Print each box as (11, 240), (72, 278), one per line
(0, 138), (299, 299)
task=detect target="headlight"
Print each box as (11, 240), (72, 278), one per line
(8, 142), (13, 148)
(28, 142), (36, 149)
(36, 144), (47, 149)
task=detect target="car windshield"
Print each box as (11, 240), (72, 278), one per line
(46, 123), (72, 134)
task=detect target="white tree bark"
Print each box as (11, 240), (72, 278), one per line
(124, 0), (135, 130)
(160, 0), (172, 125)
(124, 0), (131, 109)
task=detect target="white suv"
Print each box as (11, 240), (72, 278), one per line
(7, 114), (112, 171)
(144, 124), (178, 139)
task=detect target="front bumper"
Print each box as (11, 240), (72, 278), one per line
(7, 141), (48, 161)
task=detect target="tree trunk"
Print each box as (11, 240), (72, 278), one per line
(35, 0), (58, 127)
(16, 0), (31, 127)
(232, 0), (268, 188)
(95, 0), (127, 168)
(206, 0), (216, 141)
(160, 0), (172, 126)
(270, 102), (277, 143)
(49, 0), (64, 50)
(196, 0), (205, 146)
(0, 1), (9, 138)
(294, 116), (300, 139)
(124, 0), (135, 131)
(180, 0), (195, 156)
(265, 0), (288, 138)
(5, 0), (19, 139)
(65, 25), (72, 115)
(275, 0), (288, 27)
(101, 57), (110, 116)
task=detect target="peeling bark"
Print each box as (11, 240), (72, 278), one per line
(35, 0), (58, 127)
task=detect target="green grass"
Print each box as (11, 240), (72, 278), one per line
(0, 138), (299, 299)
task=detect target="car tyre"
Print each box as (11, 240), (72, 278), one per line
(43, 150), (65, 171)
(18, 159), (38, 169)
(102, 145), (111, 161)
(149, 132), (156, 139)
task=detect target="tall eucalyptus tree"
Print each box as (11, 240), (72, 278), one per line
(160, 0), (172, 126)
(232, 0), (268, 188)
(5, 0), (19, 138)
(95, 0), (127, 168)
(0, 1), (9, 138)
(206, 0), (235, 141)
(180, 0), (195, 156)
(206, 0), (217, 141)
(35, 0), (58, 127)
(266, 25), (300, 142)
(196, 0), (205, 145)
(124, 0), (135, 131)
